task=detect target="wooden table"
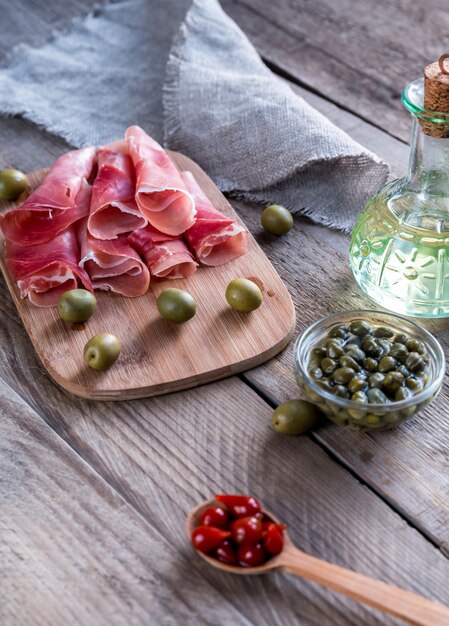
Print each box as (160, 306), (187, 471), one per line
(1, 2), (449, 625)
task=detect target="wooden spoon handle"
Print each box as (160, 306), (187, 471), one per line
(278, 548), (449, 626)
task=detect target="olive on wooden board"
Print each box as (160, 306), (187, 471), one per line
(261, 204), (293, 236)
(84, 333), (121, 370)
(0, 168), (27, 201)
(157, 288), (197, 323)
(58, 289), (97, 323)
(226, 278), (263, 313)
(272, 400), (323, 435)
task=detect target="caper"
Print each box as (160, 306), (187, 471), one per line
(348, 374), (368, 394)
(0, 168), (28, 201)
(316, 378), (334, 392)
(406, 377), (424, 393)
(328, 324), (349, 340)
(326, 341), (345, 360)
(261, 204), (293, 236)
(405, 352), (426, 374)
(373, 326), (395, 338)
(271, 400), (323, 435)
(396, 364), (410, 378)
(367, 388), (389, 404)
(308, 367), (323, 380)
(320, 357), (337, 375)
(312, 346), (327, 359)
(332, 367), (356, 384)
(58, 289), (97, 323)
(368, 372), (385, 388)
(419, 372), (429, 385)
(339, 355), (360, 372)
(394, 333), (409, 344)
(349, 320), (372, 336)
(351, 391), (368, 403)
(361, 337), (382, 358)
(344, 345), (365, 363)
(345, 337), (362, 348)
(395, 387), (413, 401)
(378, 356), (397, 373)
(376, 338), (392, 354)
(405, 338), (425, 354)
(363, 357), (378, 373)
(331, 385), (350, 398)
(157, 288), (197, 322)
(389, 343), (408, 362)
(83, 333), (121, 370)
(225, 279), (262, 313)
(381, 371), (404, 394)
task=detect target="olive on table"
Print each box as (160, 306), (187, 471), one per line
(83, 333), (121, 371)
(272, 400), (323, 435)
(0, 168), (27, 201)
(57, 289), (97, 323)
(226, 278), (262, 313)
(157, 288), (197, 323)
(261, 204), (293, 236)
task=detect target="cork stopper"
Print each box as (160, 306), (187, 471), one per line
(422, 54), (449, 137)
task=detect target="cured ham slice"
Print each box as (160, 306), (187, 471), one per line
(125, 126), (196, 236)
(181, 171), (248, 266)
(78, 220), (150, 297)
(128, 225), (198, 280)
(88, 148), (147, 240)
(0, 147), (96, 246)
(5, 226), (92, 307)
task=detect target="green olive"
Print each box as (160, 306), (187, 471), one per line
(0, 168), (28, 201)
(225, 278), (262, 313)
(261, 204), (293, 235)
(58, 289), (97, 323)
(83, 333), (121, 370)
(157, 288), (197, 323)
(272, 400), (323, 435)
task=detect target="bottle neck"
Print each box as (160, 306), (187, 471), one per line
(406, 117), (449, 196)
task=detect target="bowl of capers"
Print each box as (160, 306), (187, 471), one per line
(293, 310), (445, 431)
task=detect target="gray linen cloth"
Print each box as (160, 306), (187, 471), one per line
(0, 0), (388, 231)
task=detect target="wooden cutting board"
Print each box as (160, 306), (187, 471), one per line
(0, 152), (295, 400)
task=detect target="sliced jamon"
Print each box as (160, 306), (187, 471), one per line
(78, 220), (150, 297)
(181, 171), (248, 266)
(125, 126), (196, 236)
(5, 226), (92, 307)
(88, 148), (147, 240)
(0, 147), (96, 246)
(128, 225), (198, 280)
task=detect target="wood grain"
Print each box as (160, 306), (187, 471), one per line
(0, 380), (256, 626)
(0, 154), (295, 400)
(223, 0), (449, 142)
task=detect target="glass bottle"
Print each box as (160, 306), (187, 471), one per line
(349, 77), (449, 318)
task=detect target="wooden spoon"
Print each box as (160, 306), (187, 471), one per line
(186, 500), (449, 626)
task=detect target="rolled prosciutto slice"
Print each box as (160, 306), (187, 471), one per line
(128, 225), (197, 280)
(5, 226), (92, 307)
(1, 147), (96, 246)
(125, 126), (196, 236)
(181, 171), (248, 266)
(78, 220), (150, 297)
(88, 148), (147, 240)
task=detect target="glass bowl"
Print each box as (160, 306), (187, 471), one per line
(293, 310), (445, 431)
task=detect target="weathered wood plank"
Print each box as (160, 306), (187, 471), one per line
(2, 299), (449, 625)
(0, 382), (254, 626)
(223, 0), (449, 142)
